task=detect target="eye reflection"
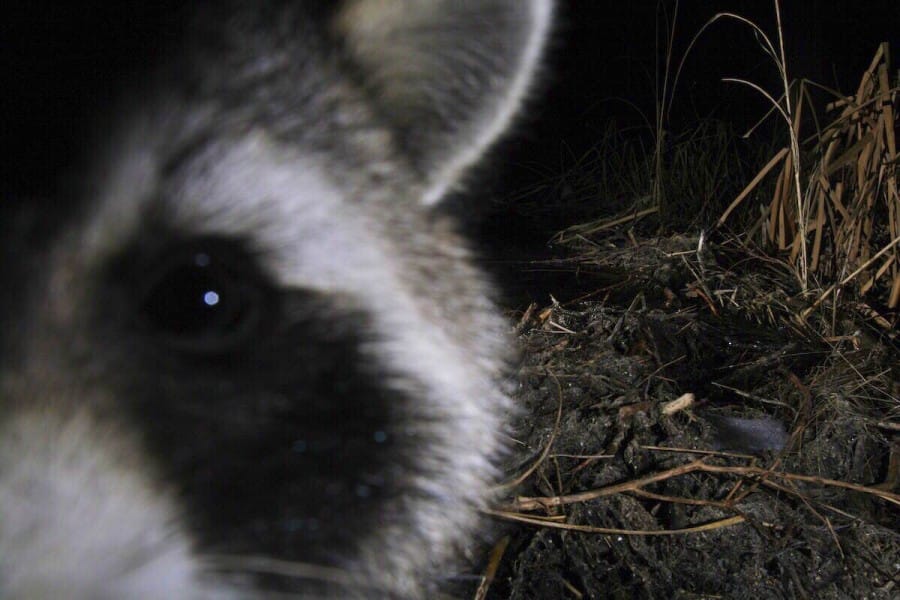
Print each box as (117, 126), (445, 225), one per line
(203, 290), (220, 306)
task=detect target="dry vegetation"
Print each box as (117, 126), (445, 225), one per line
(722, 41), (899, 317)
(476, 233), (898, 598)
(463, 5), (899, 599)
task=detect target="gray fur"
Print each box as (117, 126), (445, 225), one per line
(0, 1), (552, 598)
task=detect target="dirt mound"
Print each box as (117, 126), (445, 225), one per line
(472, 235), (899, 599)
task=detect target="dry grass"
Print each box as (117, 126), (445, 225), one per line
(553, 4), (897, 333)
(477, 3), (898, 598)
(550, 119), (766, 244)
(719, 43), (899, 316)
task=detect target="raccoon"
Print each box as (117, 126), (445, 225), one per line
(0, 1), (552, 598)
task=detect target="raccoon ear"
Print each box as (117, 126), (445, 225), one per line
(333, 0), (552, 205)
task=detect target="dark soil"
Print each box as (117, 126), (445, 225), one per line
(459, 234), (899, 599)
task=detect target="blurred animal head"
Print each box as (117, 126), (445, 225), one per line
(0, 1), (551, 598)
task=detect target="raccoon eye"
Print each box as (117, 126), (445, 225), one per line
(139, 242), (269, 352)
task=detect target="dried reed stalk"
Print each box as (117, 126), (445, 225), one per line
(723, 42), (899, 312)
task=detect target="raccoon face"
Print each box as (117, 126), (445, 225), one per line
(0, 2), (551, 598)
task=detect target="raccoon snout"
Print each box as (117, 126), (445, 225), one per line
(0, 410), (202, 599)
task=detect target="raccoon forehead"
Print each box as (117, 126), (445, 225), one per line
(80, 130), (416, 297)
